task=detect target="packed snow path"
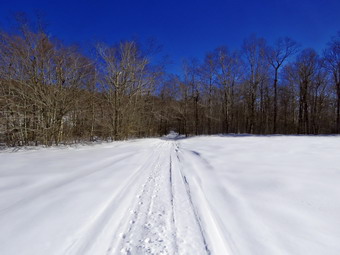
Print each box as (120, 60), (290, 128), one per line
(109, 141), (212, 255)
(1, 136), (340, 255)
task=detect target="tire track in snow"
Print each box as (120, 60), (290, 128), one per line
(177, 145), (235, 255)
(111, 141), (178, 255)
(171, 143), (211, 255)
(181, 174), (211, 254)
(168, 155), (179, 254)
(108, 140), (224, 255)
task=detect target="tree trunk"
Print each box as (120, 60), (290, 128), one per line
(273, 68), (278, 133)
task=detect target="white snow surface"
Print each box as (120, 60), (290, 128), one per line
(1, 136), (340, 255)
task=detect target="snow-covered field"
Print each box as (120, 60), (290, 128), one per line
(1, 136), (340, 255)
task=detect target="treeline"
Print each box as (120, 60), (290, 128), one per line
(0, 23), (163, 146)
(161, 35), (340, 136)
(0, 22), (340, 146)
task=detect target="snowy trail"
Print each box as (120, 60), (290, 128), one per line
(109, 141), (212, 255)
(1, 136), (340, 255)
(111, 141), (178, 254)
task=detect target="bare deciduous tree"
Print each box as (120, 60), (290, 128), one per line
(266, 37), (299, 133)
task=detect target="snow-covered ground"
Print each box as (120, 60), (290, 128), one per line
(0, 136), (340, 255)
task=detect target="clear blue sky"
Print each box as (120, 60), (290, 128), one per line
(1, 0), (339, 73)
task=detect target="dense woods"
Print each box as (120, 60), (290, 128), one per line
(1, 21), (340, 146)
